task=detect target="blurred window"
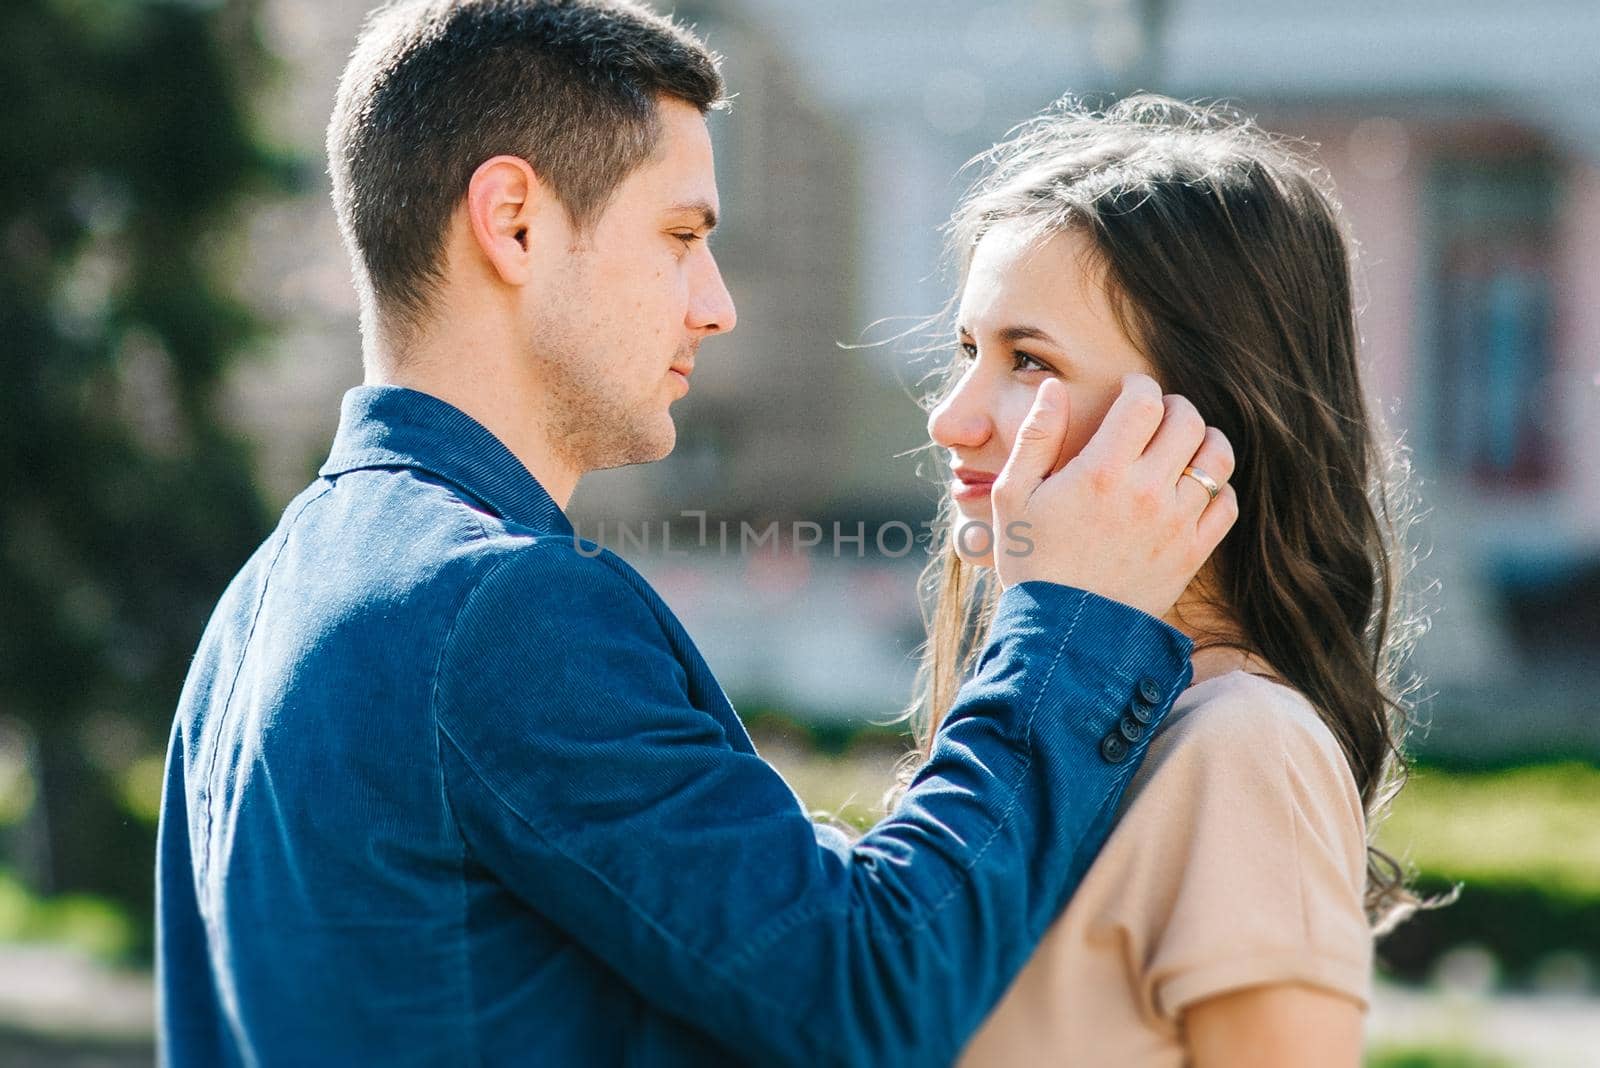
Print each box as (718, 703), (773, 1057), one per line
(1428, 158), (1559, 490)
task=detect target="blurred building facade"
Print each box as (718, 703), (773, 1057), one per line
(232, 0), (1599, 748)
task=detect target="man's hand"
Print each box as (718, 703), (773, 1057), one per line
(990, 374), (1237, 619)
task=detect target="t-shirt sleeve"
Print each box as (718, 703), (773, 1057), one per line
(1112, 681), (1375, 1021)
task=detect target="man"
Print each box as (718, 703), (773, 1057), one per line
(156, 1), (1238, 1065)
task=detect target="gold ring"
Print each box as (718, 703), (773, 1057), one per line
(1181, 465), (1221, 503)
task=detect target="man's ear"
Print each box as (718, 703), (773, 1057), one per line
(463, 155), (560, 287)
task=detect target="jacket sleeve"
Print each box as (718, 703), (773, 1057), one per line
(433, 541), (1192, 1067)
(154, 715), (227, 1065)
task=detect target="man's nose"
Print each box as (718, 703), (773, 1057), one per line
(688, 250), (737, 336)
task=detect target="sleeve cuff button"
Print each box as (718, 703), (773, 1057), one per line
(1100, 734), (1130, 763)
(1136, 676), (1163, 706)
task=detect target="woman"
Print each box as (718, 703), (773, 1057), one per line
(908, 95), (1426, 1066)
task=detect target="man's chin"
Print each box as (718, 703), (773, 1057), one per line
(641, 415), (676, 464)
(587, 419), (676, 471)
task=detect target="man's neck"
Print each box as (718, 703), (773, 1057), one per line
(366, 358), (581, 511)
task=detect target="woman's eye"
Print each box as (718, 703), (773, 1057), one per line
(956, 341), (1052, 374)
(1012, 350), (1051, 373)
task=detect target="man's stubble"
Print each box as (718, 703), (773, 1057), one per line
(527, 301), (683, 477)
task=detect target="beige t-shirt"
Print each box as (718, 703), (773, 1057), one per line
(959, 669), (1373, 1068)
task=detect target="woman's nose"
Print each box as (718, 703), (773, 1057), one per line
(928, 366), (993, 450)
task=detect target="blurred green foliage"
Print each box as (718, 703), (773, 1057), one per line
(0, 867), (135, 961)
(1379, 874), (1600, 988)
(1381, 763), (1600, 895)
(1366, 1046), (1514, 1068)
(0, 0), (297, 955)
(1376, 762), (1600, 987)
(746, 713), (904, 829)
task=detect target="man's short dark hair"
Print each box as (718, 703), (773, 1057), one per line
(327, 0), (725, 344)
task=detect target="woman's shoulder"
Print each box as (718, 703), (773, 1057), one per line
(1122, 669), (1367, 837)
(1098, 670), (1375, 1018)
(1167, 669), (1336, 745)
(1151, 672), (1352, 779)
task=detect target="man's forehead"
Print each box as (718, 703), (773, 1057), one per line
(609, 104), (714, 213)
(654, 102), (719, 205)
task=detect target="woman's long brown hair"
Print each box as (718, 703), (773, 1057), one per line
(902, 95), (1432, 931)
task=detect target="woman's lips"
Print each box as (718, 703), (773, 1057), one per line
(950, 472), (996, 501)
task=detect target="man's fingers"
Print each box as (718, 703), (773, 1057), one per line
(990, 374), (1244, 614)
(1196, 482), (1240, 552)
(1142, 394), (1208, 479)
(1192, 425), (1237, 483)
(994, 378), (1071, 505)
(1074, 374), (1165, 471)
(1175, 426), (1236, 513)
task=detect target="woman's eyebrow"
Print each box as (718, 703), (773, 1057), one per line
(957, 323), (1063, 347)
(996, 324), (1060, 347)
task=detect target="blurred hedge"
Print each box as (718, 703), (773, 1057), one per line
(1378, 874), (1598, 987)
(1375, 762), (1600, 988)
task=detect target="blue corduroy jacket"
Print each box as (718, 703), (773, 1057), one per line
(156, 384), (1193, 1067)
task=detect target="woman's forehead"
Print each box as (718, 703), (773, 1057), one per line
(960, 225), (1110, 330)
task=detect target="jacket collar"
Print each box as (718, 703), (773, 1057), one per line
(318, 385), (572, 536)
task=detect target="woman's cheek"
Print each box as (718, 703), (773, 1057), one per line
(994, 388), (1040, 456)
(996, 380), (1116, 466)
(1061, 385), (1122, 462)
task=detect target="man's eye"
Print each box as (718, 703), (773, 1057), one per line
(957, 341), (978, 360)
(672, 232), (702, 246)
